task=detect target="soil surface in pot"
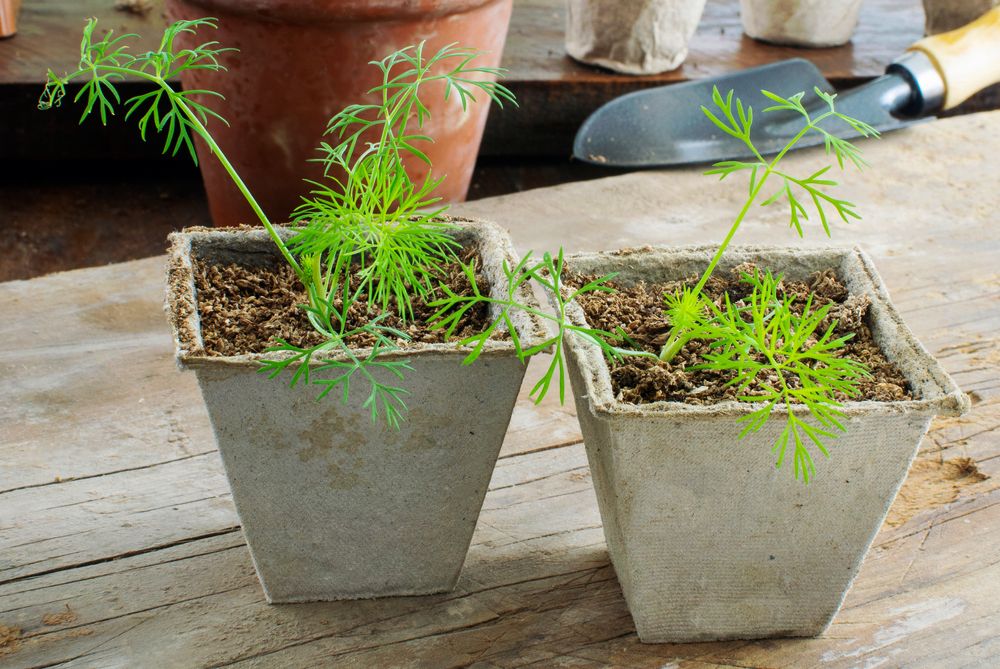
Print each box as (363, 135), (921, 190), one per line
(569, 264), (912, 405)
(193, 246), (493, 355)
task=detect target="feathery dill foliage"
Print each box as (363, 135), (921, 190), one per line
(660, 86), (880, 483)
(39, 17), (300, 273)
(289, 43), (516, 321)
(429, 250), (657, 405)
(38, 18), (518, 427)
(39, 18), (232, 163)
(264, 44), (520, 426)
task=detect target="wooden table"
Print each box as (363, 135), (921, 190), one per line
(7, 0), (996, 162)
(2, 111), (1000, 667)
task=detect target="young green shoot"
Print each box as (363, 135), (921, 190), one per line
(290, 42), (516, 321)
(661, 86), (879, 363)
(690, 269), (870, 483)
(658, 86), (880, 481)
(39, 17), (301, 276)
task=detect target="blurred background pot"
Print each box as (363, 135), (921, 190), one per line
(0, 0), (20, 38)
(165, 0), (514, 226)
(923, 0), (999, 34)
(565, 0), (708, 75)
(740, 0), (863, 47)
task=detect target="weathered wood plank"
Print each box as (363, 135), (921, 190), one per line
(0, 444), (605, 668)
(0, 436), (591, 585)
(0, 258), (216, 493)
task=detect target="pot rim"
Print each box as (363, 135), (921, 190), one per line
(556, 244), (970, 420)
(165, 217), (550, 369)
(168, 0), (507, 23)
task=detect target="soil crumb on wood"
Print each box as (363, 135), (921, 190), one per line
(42, 606), (78, 626)
(194, 248), (493, 356)
(0, 625), (21, 656)
(886, 456), (989, 527)
(570, 265), (912, 405)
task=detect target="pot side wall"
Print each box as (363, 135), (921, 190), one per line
(194, 352), (525, 602)
(569, 351), (933, 641)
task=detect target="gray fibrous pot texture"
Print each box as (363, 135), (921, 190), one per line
(554, 245), (968, 642)
(565, 0), (708, 75)
(740, 0), (863, 47)
(165, 219), (549, 603)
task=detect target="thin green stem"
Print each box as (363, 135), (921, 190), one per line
(692, 121), (814, 295)
(103, 65), (303, 279)
(660, 117), (824, 363)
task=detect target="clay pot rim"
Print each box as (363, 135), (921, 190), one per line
(172, 0), (505, 23)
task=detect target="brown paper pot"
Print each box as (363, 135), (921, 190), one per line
(165, 0), (513, 226)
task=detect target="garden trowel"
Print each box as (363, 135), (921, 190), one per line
(573, 7), (1000, 167)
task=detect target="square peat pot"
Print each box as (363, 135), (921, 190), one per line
(165, 219), (548, 603)
(558, 245), (969, 642)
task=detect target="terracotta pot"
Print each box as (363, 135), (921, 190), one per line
(0, 0), (21, 38)
(165, 0), (513, 226)
(740, 0), (863, 47)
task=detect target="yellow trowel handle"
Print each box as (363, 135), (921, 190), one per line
(909, 6), (1000, 110)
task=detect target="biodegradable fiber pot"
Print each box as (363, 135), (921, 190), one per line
(165, 220), (549, 602)
(565, 0), (708, 75)
(165, 0), (513, 225)
(556, 245), (969, 642)
(740, 0), (863, 47)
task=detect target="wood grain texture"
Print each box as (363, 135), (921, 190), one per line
(2, 111), (1000, 666)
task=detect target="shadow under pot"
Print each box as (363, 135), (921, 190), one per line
(165, 219), (549, 602)
(552, 244), (968, 642)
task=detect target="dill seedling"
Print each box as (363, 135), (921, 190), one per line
(659, 86), (880, 482)
(433, 85), (882, 477)
(41, 18), (596, 425)
(289, 42), (516, 321)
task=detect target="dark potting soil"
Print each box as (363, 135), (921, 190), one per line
(569, 264), (912, 405)
(193, 247), (494, 356)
